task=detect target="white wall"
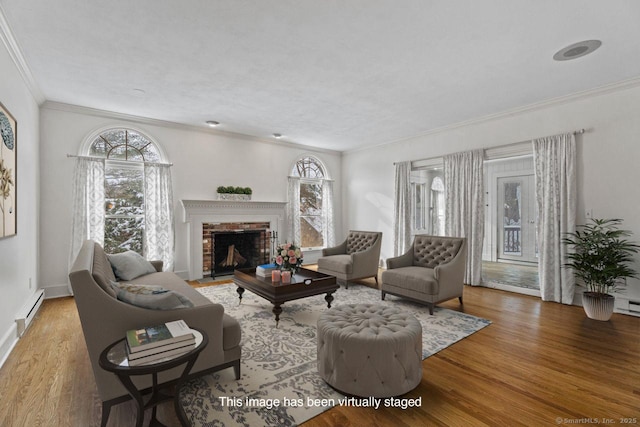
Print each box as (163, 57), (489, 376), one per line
(39, 105), (342, 293)
(342, 83), (640, 301)
(0, 38), (40, 363)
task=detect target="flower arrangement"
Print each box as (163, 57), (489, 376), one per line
(274, 242), (304, 273)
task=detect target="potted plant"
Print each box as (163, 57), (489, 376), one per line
(563, 218), (639, 321)
(216, 186), (252, 201)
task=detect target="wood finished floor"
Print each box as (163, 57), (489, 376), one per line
(482, 261), (540, 290)
(0, 280), (638, 427)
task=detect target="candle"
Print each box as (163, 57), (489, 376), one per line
(281, 270), (291, 284)
(271, 270), (281, 282)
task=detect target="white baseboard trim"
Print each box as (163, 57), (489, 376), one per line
(43, 284), (72, 299)
(175, 270), (190, 280)
(0, 323), (19, 370)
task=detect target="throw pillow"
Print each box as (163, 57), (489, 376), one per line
(108, 250), (157, 281)
(111, 282), (194, 310)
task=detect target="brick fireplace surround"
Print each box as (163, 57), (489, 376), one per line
(181, 200), (288, 280)
(203, 221), (271, 276)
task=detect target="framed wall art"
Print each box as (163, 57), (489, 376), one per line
(0, 101), (16, 238)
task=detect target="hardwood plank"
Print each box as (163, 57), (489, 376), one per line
(0, 284), (637, 426)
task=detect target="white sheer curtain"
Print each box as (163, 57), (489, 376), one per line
(287, 176), (301, 244)
(144, 163), (175, 271)
(444, 149), (484, 286)
(393, 161), (412, 256)
(322, 179), (335, 247)
(68, 157), (105, 291)
(533, 133), (576, 304)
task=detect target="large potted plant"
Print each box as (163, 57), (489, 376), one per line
(563, 218), (639, 321)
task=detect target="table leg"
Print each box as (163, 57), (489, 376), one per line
(325, 292), (335, 308)
(174, 356), (200, 427)
(272, 303), (283, 327)
(149, 372), (167, 427)
(236, 286), (245, 304)
(115, 373), (146, 427)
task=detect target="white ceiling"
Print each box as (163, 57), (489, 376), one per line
(2, 0), (640, 152)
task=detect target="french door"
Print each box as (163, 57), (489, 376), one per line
(497, 174), (537, 263)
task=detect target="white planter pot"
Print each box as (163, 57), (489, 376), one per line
(217, 193), (251, 201)
(582, 292), (615, 321)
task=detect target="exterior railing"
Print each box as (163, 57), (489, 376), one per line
(503, 226), (521, 254)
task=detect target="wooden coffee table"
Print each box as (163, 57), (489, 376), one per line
(234, 267), (339, 326)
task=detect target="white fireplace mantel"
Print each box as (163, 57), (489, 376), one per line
(181, 199), (288, 280)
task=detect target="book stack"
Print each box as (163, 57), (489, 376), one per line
(126, 319), (196, 366)
(256, 263), (278, 277)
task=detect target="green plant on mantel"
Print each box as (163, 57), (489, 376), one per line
(217, 186), (252, 195)
(563, 218), (640, 295)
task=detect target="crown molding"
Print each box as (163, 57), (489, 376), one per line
(41, 100), (341, 155)
(0, 5), (45, 105)
(346, 75), (640, 155)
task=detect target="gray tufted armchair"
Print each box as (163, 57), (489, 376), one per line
(317, 231), (382, 288)
(381, 235), (466, 314)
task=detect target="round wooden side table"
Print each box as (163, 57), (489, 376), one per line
(99, 327), (208, 427)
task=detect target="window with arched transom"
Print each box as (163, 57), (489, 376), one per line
(70, 127), (174, 270)
(288, 156), (334, 249)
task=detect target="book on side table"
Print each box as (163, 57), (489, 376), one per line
(127, 342), (196, 365)
(125, 319), (195, 365)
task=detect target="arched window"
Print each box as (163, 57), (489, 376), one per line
(288, 156), (334, 249)
(88, 128), (162, 162)
(88, 129), (163, 254)
(70, 127), (174, 270)
(411, 169), (445, 236)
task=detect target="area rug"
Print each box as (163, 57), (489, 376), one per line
(179, 283), (491, 426)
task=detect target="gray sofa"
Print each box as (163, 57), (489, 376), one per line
(381, 235), (466, 314)
(316, 231), (382, 288)
(69, 240), (241, 426)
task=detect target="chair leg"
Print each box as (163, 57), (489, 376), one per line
(374, 275), (379, 287)
(381, 291), (386, 300)
(459, 296), (463, 305)
(233, 360), (241, 380)
(428, 303), (434, 315)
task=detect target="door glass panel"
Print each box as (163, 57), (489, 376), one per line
(502, 181), (521, 256)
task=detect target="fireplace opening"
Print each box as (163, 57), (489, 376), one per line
(211, 230), (269, 278)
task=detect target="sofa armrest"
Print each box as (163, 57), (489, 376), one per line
(434, 239), (467, 286)
(322, 238), (348, 256)
(69, 269), (227, 402)
(386, 246), (414, 270)
(351, 241), (380, 266)
(151, 260), (164, 272)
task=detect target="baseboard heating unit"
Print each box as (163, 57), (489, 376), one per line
(16, 289), (45, 337)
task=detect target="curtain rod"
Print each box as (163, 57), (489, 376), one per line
(66, 154), (173, 166)
(288, 175), (335, 182)
(393, 128), (587, 165)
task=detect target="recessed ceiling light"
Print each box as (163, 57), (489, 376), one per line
(553, 40), (602, 61)
(273, 133), (282, 139)
(206, 120), (220, 127)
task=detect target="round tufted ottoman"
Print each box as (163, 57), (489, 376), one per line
(317, 304), (422, 397)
